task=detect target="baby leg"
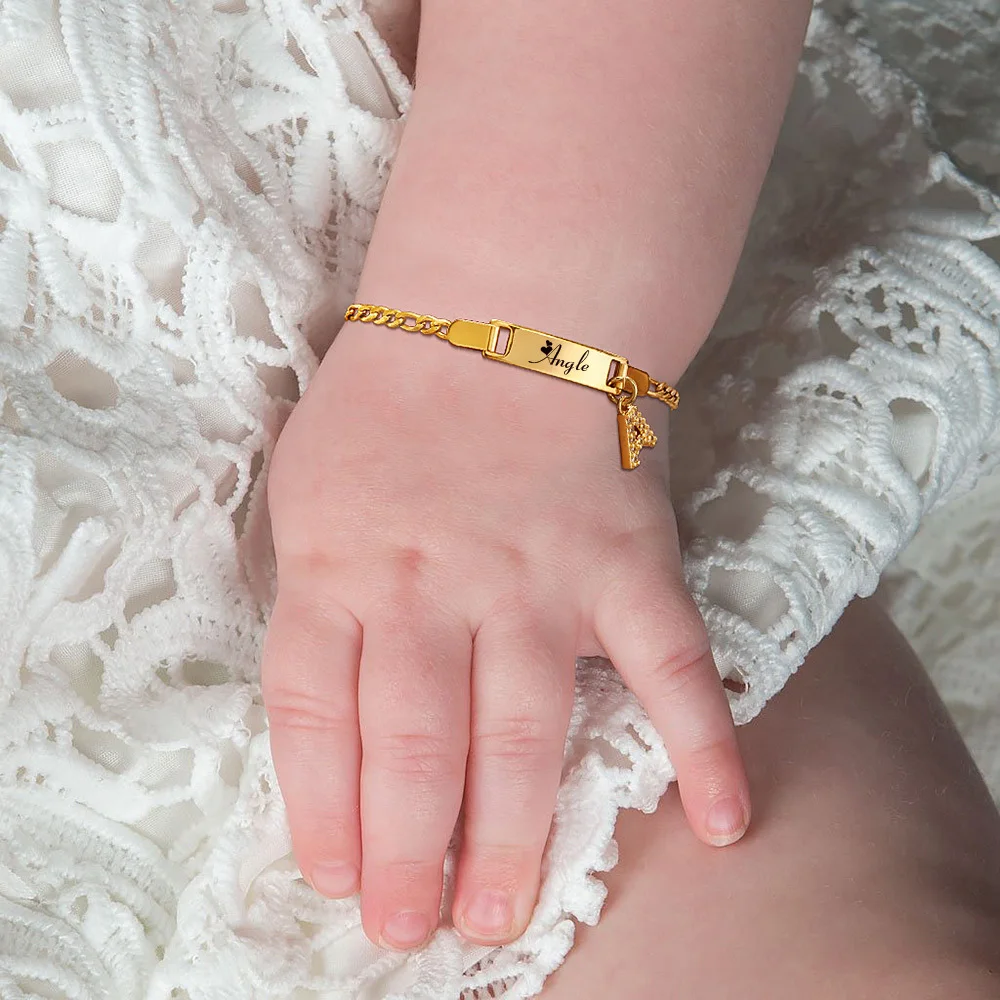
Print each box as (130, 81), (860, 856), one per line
(543, 599), (1000, 999)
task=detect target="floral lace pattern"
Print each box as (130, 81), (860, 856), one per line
(0, 1), (997, 997)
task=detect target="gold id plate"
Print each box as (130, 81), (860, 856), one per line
(484, 322), (626, 394)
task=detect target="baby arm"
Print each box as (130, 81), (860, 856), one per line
(263, 0), (813, 951)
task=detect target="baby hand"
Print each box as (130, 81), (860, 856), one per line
(263, 318), (750, 951)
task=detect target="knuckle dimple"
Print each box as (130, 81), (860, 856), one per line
(274, 553), (343, 598)
(490, 542), (529, 578)
(387, 545), (435, 594)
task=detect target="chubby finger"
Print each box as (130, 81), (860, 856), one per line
(359, 602), (472, 951)
(593, 556), (750, 847)
(262, 590), (363, 897)
(453, 608), (575, 944)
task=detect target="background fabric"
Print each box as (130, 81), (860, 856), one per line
(0, 1), (997, 997)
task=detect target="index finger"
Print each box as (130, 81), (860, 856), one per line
(592, 556), (751, 847)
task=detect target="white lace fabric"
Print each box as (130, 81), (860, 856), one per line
(0, 1), (998, 998)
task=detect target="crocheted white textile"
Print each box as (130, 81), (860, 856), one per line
(0, 1), (998, 998)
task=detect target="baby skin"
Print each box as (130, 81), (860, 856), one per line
(263, 0), (814, 951)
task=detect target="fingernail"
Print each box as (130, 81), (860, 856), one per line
(705, 797), (749, 847)
(460, 889), (514, 939)
(310, 861), (359, 898)
(381, 910), (432, 950)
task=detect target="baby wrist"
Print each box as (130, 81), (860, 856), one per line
(343, 302), (678, 470)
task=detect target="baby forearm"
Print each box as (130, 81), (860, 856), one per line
(355, 0), (812, 382)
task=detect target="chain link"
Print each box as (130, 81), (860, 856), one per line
(608, 373), (639, 413)
(647, 378), (681, 409)
(343, 303), (452, 339)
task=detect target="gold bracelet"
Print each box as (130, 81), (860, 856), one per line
(343, 303), (680, 470)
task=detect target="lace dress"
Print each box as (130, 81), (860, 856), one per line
(0, 1), (997, 997)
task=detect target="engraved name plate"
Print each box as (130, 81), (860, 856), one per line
(486, 323), (625, 394)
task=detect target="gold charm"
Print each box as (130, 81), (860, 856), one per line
(616, 400), (657, 469)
